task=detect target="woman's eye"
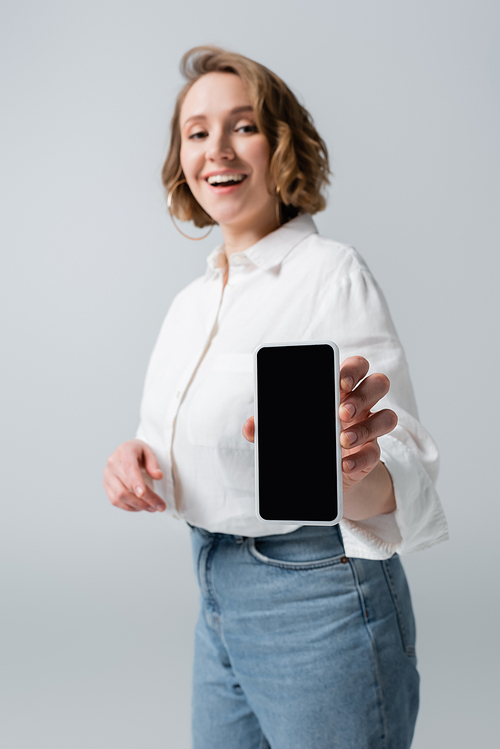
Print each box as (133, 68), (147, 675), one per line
(237, 124), (258, 133)
(187, 125), (257, 140)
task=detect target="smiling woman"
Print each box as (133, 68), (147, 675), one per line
(179, 72), (276, 246)
(103, 44), (448, 749)
(163, 46), (329, 236)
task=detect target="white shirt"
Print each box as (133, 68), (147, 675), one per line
(136, 212), (448, 560)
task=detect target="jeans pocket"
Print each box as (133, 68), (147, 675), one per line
(382, 555), (417, 657)
(248, 525), (348, 570)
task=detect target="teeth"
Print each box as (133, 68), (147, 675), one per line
(207, 174), (246, 185)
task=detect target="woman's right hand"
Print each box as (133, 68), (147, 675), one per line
(103, 439), (166, 512)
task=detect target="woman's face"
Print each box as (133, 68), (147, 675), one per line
(179, 72), (276, 232)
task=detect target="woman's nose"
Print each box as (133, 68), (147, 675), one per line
(206, 131), (235, 161)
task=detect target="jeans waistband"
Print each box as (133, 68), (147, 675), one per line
(186, 521), (248, 542)
(186, 521), (345, 547)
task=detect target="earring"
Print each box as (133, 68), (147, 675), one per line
(167, 179), (214, 240)
(275, 185), (282, 228)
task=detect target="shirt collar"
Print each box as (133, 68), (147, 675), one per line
(205, 212), (318, 278)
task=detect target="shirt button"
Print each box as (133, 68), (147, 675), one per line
(226, 283), (233, 289)
(176, 390), (181, 398)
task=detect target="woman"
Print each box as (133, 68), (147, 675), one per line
(103, 46), (448, 748)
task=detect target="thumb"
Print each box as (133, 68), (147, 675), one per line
(142, 444), (164, 479)
(242, 416), (255, 443)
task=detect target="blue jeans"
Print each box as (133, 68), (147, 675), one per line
(189, 523), (419, 749)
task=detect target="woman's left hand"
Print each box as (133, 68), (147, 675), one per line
(241, 355), (398, 498)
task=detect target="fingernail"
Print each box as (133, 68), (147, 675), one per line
(341, 376), (354, 391)
(135, 486), (144, 497)
(344, 459), (355, 471)
(156, 504), (164, 512)
(146, 507), (155, 512)
(342, 402), (355, 418)
(344, 430), (357, 445)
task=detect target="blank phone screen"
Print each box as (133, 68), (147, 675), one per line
(256, 343), (340, 523)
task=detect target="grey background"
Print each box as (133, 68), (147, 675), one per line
(1, 0), (499, 746)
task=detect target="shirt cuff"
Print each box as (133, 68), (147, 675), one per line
(340, 433), (449, 559)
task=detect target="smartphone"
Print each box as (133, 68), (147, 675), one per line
(254, 340), (343, 525)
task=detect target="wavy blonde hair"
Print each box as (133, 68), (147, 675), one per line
(163, 45), (331, 228)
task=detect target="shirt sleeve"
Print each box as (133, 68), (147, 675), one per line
(330, 249), (449, 557)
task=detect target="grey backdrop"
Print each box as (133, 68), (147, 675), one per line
(2, 1), (499, 746)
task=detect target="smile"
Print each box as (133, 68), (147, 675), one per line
(205, 173), (248, 189)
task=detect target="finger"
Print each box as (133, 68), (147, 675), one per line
(141, 443), (164, 480)
(104, 471), (138, 511)
(339, 372), (391, 423)
(107, 453), (165, 512)
(135, 467), (166, 511)
(340, 408), (398, 449)
(114, 503), (139, 512)
(339, 356), (369, 395)
(342, 440), (381, 476)
(141, 485), (166, 512)
(242, 416), (255, 443)
(111, 450), (157, 509)
(104, 469), (153, 512)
